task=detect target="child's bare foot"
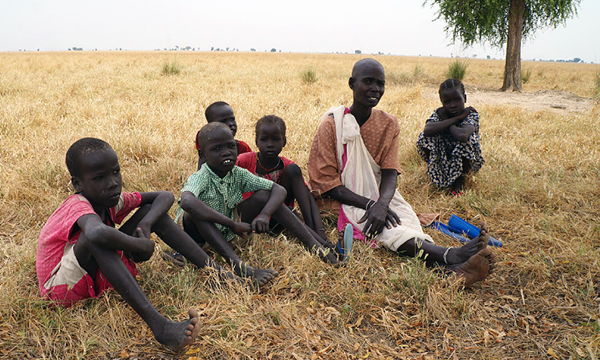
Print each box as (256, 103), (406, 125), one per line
(451, 175), (466, 196)
(237, 263), (278, 287)
(154, 309), (200, 351)
(444, 222), (488, 264)
(315, 246), (340, 265)
(449, 248), (492, 286)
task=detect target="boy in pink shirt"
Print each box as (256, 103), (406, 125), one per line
(36, 137), (236, 351)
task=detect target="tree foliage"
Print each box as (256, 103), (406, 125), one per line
(426, 0), (580, 49)
(426, 0), (580, 91)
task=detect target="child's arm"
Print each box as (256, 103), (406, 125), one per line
(423, 107), (475, 137)
(180, 191), (252, 235)
(135, 191), (175, 238)
(76, 214), (155, 257)
(251, 183), (287, 233)
(448, 123), (476, 143)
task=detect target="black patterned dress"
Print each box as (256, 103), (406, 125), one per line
(416, 110), (484, 188)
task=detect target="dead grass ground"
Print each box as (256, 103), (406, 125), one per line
(1, 51), (599, 359)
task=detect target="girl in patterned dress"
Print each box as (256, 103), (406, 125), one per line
(416, 79), (485, 195)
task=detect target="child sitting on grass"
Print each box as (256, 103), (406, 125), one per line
(196, 101), (252, 170)
(177, 123), (350, 287)
(36, 137), (239, 351)
(236, 115), (329, 242)
(416, 79), (485, 195)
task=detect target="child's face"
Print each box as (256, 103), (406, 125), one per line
(256, 123), (285, 160)
(200, 127), (238, 178)
(72, 148), (122, 209)
(440, 88), (466, 117)
(207, 105), (237, 137)
(350, 64), (385, 109)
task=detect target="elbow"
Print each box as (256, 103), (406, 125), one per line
(179, 193), (194, 211)
(158, 191), (175, 206)
(458, 134), (471, 143)
(273, 183), (287, 198)
(84, 225), (109, 245)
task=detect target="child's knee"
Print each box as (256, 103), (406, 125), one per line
(283, 163), (303, 178)
(250, 190), (271, 205)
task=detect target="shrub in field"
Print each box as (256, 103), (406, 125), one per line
(301, 68), (318, 84)
(413, 64), (424, 77)
(162, 59), (181, 75)
(446, 59), (469, 80)
(537, 68), (545, 79)
(521, 68), (532, 83)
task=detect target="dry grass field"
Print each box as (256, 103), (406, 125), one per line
(1, 51), (599, 359)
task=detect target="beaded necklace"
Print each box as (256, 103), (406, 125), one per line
(257, 153), (282, 172)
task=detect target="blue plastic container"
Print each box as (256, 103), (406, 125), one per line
(447, 215), (503, 247)
(431, 221), (468, 243)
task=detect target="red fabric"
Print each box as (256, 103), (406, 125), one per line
(195, 130), (252, 154)
(236, 140), (252, 154)
(36, 192), (142, 307)
(236, 151), (295, 206)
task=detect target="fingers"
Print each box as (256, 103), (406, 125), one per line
(388, 209), (400, 224)
(135, 228), (147, 239)
(357, 212), (368, 224)
(362, 217), (385, 238)
(251, 220), (268, 233)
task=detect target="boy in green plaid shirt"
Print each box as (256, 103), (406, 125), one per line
(177, 123), (340, 287)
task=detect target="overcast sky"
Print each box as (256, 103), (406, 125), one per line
(1, 0), (598, 62)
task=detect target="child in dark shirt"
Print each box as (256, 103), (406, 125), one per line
(236, 115), (328, 242)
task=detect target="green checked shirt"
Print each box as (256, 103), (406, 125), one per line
(176, 165), (274, 241)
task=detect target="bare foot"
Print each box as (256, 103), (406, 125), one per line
(154, 309), (200, 351)
(450, 175), (466, 195)
(203, 267), (257, 291)
(449, 248), (492, 286)
(445, 222), (488, 265)
(314, 246), (340, 265)
(236, 263), (278, 287)
(484, 248), (497, 274)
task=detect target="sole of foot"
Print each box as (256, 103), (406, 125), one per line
(453, 248), (493, 286)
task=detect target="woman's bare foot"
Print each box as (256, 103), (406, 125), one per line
(483, 248), (497, 273)
(236, 263), (278, 287)
(154, 309), (200, 351)
(444, 222), (488, 265)
(449, 248), (492, 286)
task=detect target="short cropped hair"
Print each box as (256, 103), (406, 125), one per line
(196, 122), (231, 151)
(351, 58), (384, 78)
(205, 101), (230, 122)
(65, 137), (112, 178)
(255, 115), (286, 139)
(439, 79), (466, 98)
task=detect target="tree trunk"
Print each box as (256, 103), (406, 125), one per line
(502, 0), (525, 91)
